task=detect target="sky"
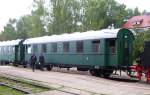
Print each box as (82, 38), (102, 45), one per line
(0, 0), (33, 31)
(116, 0), (150, 12)
(0, 0), (150, 31)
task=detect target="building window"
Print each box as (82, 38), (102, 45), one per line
(92, 40), (100, 53)
(132, 19), (143, 25)
(41, 44), (47, 53)
(109, 40), (116, 54)
(63, 42), (69, 52)
(33, 44), (38, 53)
(51, 43), (57, 52)
(76, 41), (83, 53)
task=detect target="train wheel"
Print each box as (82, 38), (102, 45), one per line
(46, 66), (53, 71)
(23, 65), (27, 68)
(102, 69), (113, 78)
(0, 61), (2, 65)
(89, 69), (99, 76)
(97, 69), (103, 77)
(13, 63), (18, 67)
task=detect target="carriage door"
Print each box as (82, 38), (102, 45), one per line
(117, 29), (134, 66)
(105, 39), (117, 66)
(20, 44), (25, 63)
(14, 45), (19, 62)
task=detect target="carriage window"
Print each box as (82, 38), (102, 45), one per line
(12, 46), (15, 53)
(1, 47), (4, 54)
(5, 47), (7, 53)
(25, 46), (27, 53)
(63, 42), (69, 52)
(33, 44), (38, 53)
(51, 43), (57, 52)
(109, 40), (116, 53)
(6, 46), (9, 54)
(76, 41), (83, 53)
(0, 47), (1, 53)
(0, 47), (2, 54)
(41, 44), (47, 53)
(3, 47), (6, 54)
(92, 40), (100, 52)
(7, 47), (10, 54)
(9, 47), (11, 54)
(27, 45), (31, 54)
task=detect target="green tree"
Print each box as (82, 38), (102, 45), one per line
(48, 0), (81, 35)
(16, 16), (31, 39)
(133, 7), (141, 16)
(0, 19), (17, 41)
(16, 0), (46, 38)
(82, 0), (130, 30)
(27, 15), (46, 37)
(0, 0), (142, 41)
(133, 29), (150, 59)
(82, 0), (106, 30)
(32, 0), (46, 37)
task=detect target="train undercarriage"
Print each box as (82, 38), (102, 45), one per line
(1, 59), (150, 84)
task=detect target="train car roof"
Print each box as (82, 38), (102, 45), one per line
(23, 29), (120, 44)
(0, 39), (21, 46)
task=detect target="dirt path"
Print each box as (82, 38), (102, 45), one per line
(0, 66), (150, 95)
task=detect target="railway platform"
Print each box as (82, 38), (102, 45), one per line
(0, 66), (150, 95)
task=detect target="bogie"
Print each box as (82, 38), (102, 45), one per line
(89, 68), (114, 78)
(77, 68), (89, 71)
(46, 65), (53, 71)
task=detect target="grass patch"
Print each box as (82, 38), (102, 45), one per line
(0, 85), (23, 95)
(0, 76), (52, 94)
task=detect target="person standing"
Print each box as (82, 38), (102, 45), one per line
(39, 53), (45, 71)
(30, 54), (37, 72)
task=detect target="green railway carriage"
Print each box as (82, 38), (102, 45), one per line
(23, 28), (134, 77)
(0, 39), (25, 66)
(0, 39), (23, 65)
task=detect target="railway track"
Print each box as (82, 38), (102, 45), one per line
(0, 75), (51, 94)
(0, 82), (30, 94)
(0, 74), (88, 95)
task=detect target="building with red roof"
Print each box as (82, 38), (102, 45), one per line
(122, 15), (150, 30)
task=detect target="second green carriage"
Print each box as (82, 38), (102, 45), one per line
(0, 39), (24, 65)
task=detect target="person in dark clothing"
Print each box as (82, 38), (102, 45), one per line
(30, 54), (37, 72)
(39, 53), (45, 71)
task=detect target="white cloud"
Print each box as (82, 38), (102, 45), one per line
(116, 0), (150, 12)
(0, 0), (149, 32)
(0, 0), (32, 31)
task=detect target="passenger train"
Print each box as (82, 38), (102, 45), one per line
(0, 28), (149, 83)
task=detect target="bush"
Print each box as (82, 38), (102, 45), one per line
(133, 29), (150, 60)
